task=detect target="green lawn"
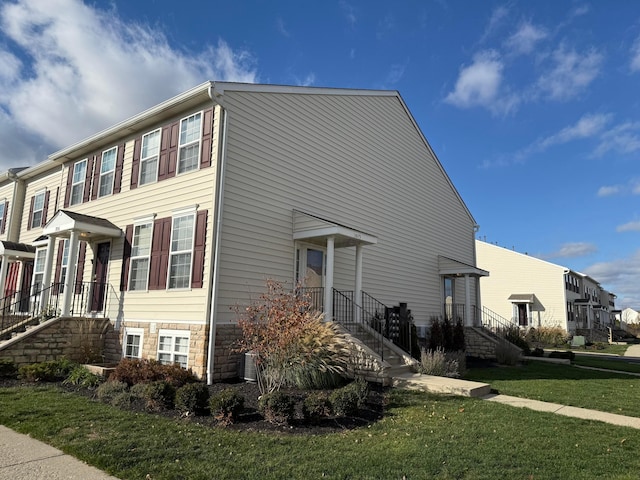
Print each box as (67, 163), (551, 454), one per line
(573, 356), (640, 374)
(1, 384), (640, 479)
(568, 344), (629, 356)
(465, 360), (640, 417)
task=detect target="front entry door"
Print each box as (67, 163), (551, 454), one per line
(91, 242), (110, 312)
(517, 304), (528, 327)
(18, 261), (33, 312)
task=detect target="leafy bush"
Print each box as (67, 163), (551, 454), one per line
(234, 279), (350, 395)
(429, 317), (465, 353)
(287, 368), (346, 390)
(63, 365), (102, 388)
(529, 347), (545, 357)
(130, 381), (176, 411)
(302, 392), (331, 423)
(110, 391), (143, 410)
(452, 319), (466, 352)
(96, 380), (129, 403)
(0, 359), (17, 379)
(329, 386), (360, 417)
(548, 350), (575, 360)
(428, 318), (444, 351)
(501, 326), (531, 355)
(258, 391), (295, 425)
(417, 347), (465, 378)
(495, 343), (521, 366)
(525, 327), (570, 347)
(209, 388), (245, 425)
(19, 358), (76, 382)
(175, 383), (210, 415)
(109, 358), (198, 388)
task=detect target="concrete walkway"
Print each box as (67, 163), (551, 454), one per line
(624, 343), (640, 358)
(0, 426), (119, 480)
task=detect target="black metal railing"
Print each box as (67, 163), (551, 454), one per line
(384, 303), (414, 356)
(333, 288), (385, 360)
(297, 287), (324, 312)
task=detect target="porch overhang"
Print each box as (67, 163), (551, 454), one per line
(0, 241), (36, 260)
(508, 294), (535, 304)
(437, 255), (489, 278)
(292, 210), (377, 247)
(43, 210), (122, 240)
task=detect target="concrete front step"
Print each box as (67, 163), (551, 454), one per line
(392, 372), (491, 398)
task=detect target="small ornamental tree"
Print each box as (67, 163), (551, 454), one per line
(234, 279), (350, 395)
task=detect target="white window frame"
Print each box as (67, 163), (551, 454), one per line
(295, 243), (326, 287)
(139, 128), (161, 186)
(98, 146), (117, 198)
(157, 329), (190, 368)
(31, 248), (47, 294)
(123, 327), (144, 359)
(167, 211), (196, 290)
(59, 239), (69, 293)
(177, 112), (202, 174)
(31, 190), (46, 229)
(70, 159), (87, 206)
(129, 220), (153, 291)
(0, 199), (6, 233)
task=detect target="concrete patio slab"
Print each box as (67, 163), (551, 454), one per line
(392, 372), (491, 397)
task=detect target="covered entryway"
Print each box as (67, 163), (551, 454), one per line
(508, 294), (535, 327)
(0, 241), (36, 315)
(437, 256), (489, 326)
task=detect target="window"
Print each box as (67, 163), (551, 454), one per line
(129, 222), (153, 291)
(168, 213), (195, 289)
(124, 328), (144, 359)
(177, 112), (202, 174)
(70, 159), (87, 205)
(98, 147), (117, 197)
(140, 129), (161, 185)
(32, 248), (47, 293)
(31, 191), (46, 229)
(59, 239), (69, 291)
(157, 330), (189, 368)
(0, 201), (5, 234)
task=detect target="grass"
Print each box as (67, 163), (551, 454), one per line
(573, 356), (640, 374)
(2, 384), (640, 479)
(568, 344), (630, 356)
(465, 360), (640, 417)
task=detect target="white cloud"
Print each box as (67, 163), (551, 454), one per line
(544, 242), (597, 259)
(480, 6), (510, 43)
(538, 113), (612, 149)
(339, 1), (357, 27)
(617, 221), (640, 233)
(444, 50), (518, 115)
(593, 122), (640, 157)
(536, 45), (603, 101)
(505, 22), (548, 55)
(633, 182), (640, 195)
(276, 17), (290, 37)
(0, 0), (257, 170)
(0, 50), (21, 83)
(585, 250), (640, 308)
(631, 34), (640, 72)
(597, 185), (621, 197)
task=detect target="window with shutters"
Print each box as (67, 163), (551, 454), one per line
(140, 129), (161, 185)
(70, 159), (87, 206)
(129, 222), (153, 291)
(168, 213), (195, 289)
(30, 191), (46, 229)
(177, 112), (202, 174)
(157, 329), (189, 368)
(98, 147), (117, 197)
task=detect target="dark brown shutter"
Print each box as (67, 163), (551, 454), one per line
(54, 187), (59, 214)
(120, 225), (133, 291)
(41, 190), (50, 225)
(149, 217), (171, 290)
(53, 240), (64, 286)
(159, 121), (179, 181)
(26, 196), (34, 231)
(200, 108), (214, 169)
(113, 143), (125, 194)
(83, 155), (94, 203)
(1, 201), (8, 234)
(63, 164), (73, 208)
(75, 241), (86, 294)
(130, 137), (142, 189)
(91, 152), (102, 200)
(191, 210), (208, 288)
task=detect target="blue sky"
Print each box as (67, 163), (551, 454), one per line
(0, 0), (639, 307)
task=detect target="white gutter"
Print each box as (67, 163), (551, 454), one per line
(206, 85), (229, 385)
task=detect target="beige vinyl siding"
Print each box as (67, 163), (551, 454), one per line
(476, 241), (569, 329)
(21, 169), (64, 234)
(216, 91), (477, 325)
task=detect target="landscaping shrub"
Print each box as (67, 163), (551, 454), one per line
(417, 347), (464, 378)
(18, 358), (75, 382)
(130, 381), (176, 411)
(96, 380), (129, 403)
(175, 382), (210, 415)
(525, 327), (570, 347)
(209, 388), (245, 425)
(329, 385), (360, 417)
(548, 350), (575, 360)
(0, 359), (17, 379)
(428, 317), (465, 353)
(452, 319), (466, 352)
(110, 391), (142, 410)
(302, 392), (331, 423)
(529, 347), (545, 357)
(288, 368), (346, 390)
(495, 342), (521, 366)
(234, 279), (350, 395)
(109, 358), (198, 388)
(502, 326), (531, 355)
(428, 318), (444, 351)
(63, 365), (102, 389)
(258, 391), (295, 425)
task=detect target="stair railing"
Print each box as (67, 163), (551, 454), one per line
(333, 289), (385, 361)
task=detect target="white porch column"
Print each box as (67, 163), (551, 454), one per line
(354, 244), (363, 323)
(0, 257), (9, 302)
(526, 303), (531, 327)
(61, 231), (79, 316)
(324, 235), (335, 320)
(464, 274), (472, 326)
(39, 235), (56, 310)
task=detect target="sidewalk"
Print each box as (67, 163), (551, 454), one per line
(0, 426), (119, 480)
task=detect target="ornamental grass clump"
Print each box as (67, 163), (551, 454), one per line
(234, 279), (351, 395)
(417, 347), (465, 378)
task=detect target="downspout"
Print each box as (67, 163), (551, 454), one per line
(206, 84), (229, 385)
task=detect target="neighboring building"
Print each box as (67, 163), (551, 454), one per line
(476, 240), (616, 334)
(0, 82), (487, 382)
